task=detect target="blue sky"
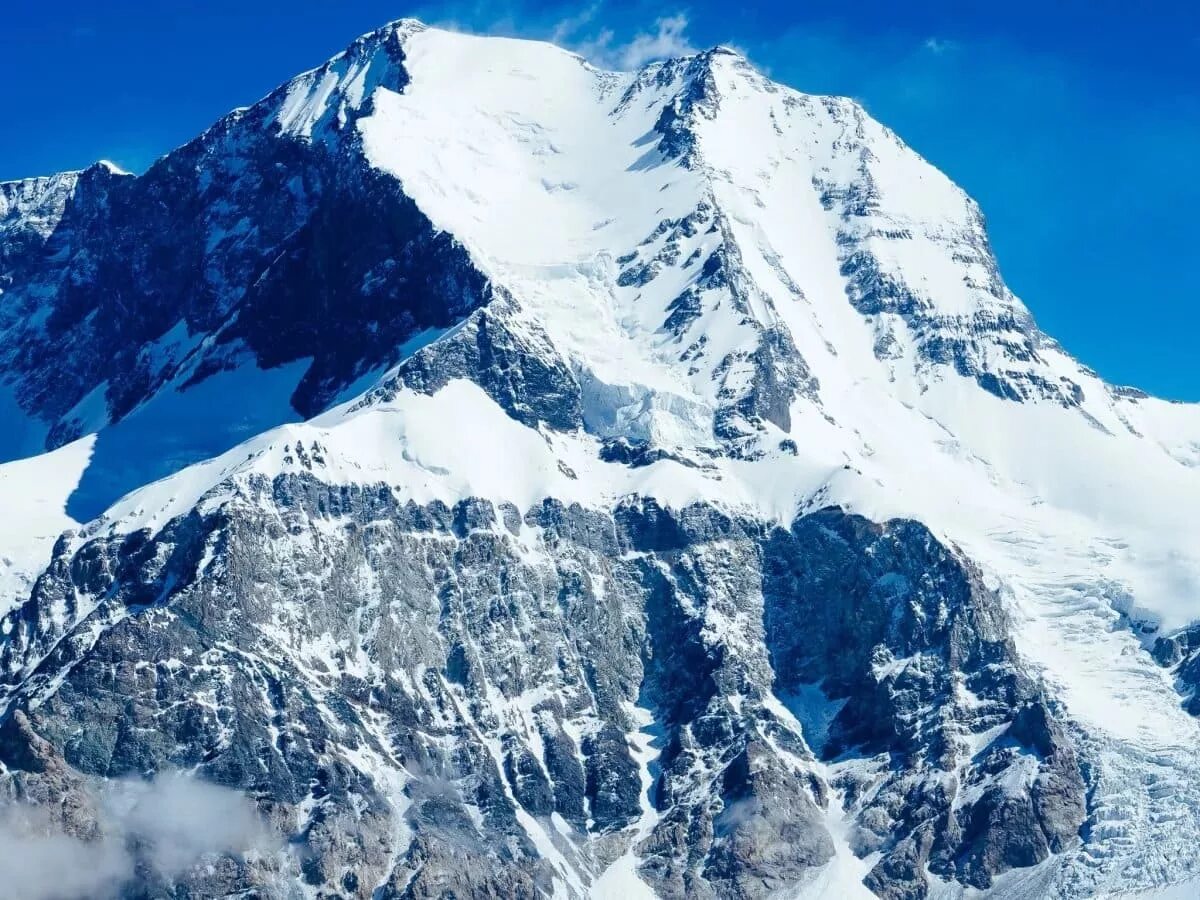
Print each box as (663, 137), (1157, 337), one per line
(2, 1), (1197, 398)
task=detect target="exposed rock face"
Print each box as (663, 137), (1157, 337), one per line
(763, 513), (1085, 896)
(1153, 626), (1200, 716)
(0, 477), (1084, 898)
(0, 22), (487, 458)
(363, 291), (584, 433)
(0, 168), (88, 278)
(812, 103), (1085, 409)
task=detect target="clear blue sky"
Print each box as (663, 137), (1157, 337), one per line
(2, 1), (1197, 399)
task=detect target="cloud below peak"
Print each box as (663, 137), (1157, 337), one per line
(0, 773), (278, 900)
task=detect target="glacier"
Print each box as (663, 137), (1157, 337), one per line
(0, 18), (1198, 900)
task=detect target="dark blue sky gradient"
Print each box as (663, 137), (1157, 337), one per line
(2, 1), (1196, 398)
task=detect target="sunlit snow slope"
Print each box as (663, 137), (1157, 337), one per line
(354, 26), (1200, 774)
(2, 19), (1200, 900)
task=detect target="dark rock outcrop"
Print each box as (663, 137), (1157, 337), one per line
(0, 478), (1086, 898)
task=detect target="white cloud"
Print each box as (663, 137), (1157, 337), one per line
(552, 8), (696, 70)
(106, 773), (276, 877)
(617, 13), (696, 69)
(414, 2), (698, 71)
(0, 773), (278, 900)
(549, 2), (603, 45)
(922, 37), (957, 55)
(0, 805), (130, 900)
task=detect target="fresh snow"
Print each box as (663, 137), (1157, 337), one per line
(0, 436), (93, 603)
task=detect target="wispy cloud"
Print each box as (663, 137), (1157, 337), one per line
(548, 2), (602, 45)
(0, 773), (277, 900)
(556, 9), (700, 70)
(550, 6), (697, 69)
(615, 13), (696, 68)
(414, 1), (697, 70)
(921, 36), (957, 55)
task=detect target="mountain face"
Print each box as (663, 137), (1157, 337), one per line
(1, 19), (1199, 900)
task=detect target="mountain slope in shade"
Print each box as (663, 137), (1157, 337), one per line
(1, 18), (1199, 900)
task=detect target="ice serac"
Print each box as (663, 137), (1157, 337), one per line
(0, 18), (1199, 900)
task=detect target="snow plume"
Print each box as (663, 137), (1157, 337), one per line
(558, 9), (696, 70)
(618, 13), (695, 68)
(419, 2), (697, 72)
(0, 773), (276, 900)
(548, 2), (603, 46)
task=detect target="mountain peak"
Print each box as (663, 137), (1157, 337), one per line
(93, 159), (130, 176)
(351, 14), (428, 48)
(271, 19), (414, 139)
(690, 43), (750, 68)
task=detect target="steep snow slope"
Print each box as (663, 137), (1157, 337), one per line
(1, 18), (1199, 900)
(353, 35), (1200, 873)
(294, 25), (1200, 896)
(0, 25), (485, 532)
(351, 25), (1200, 626)
(0, 437), (93, 599)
